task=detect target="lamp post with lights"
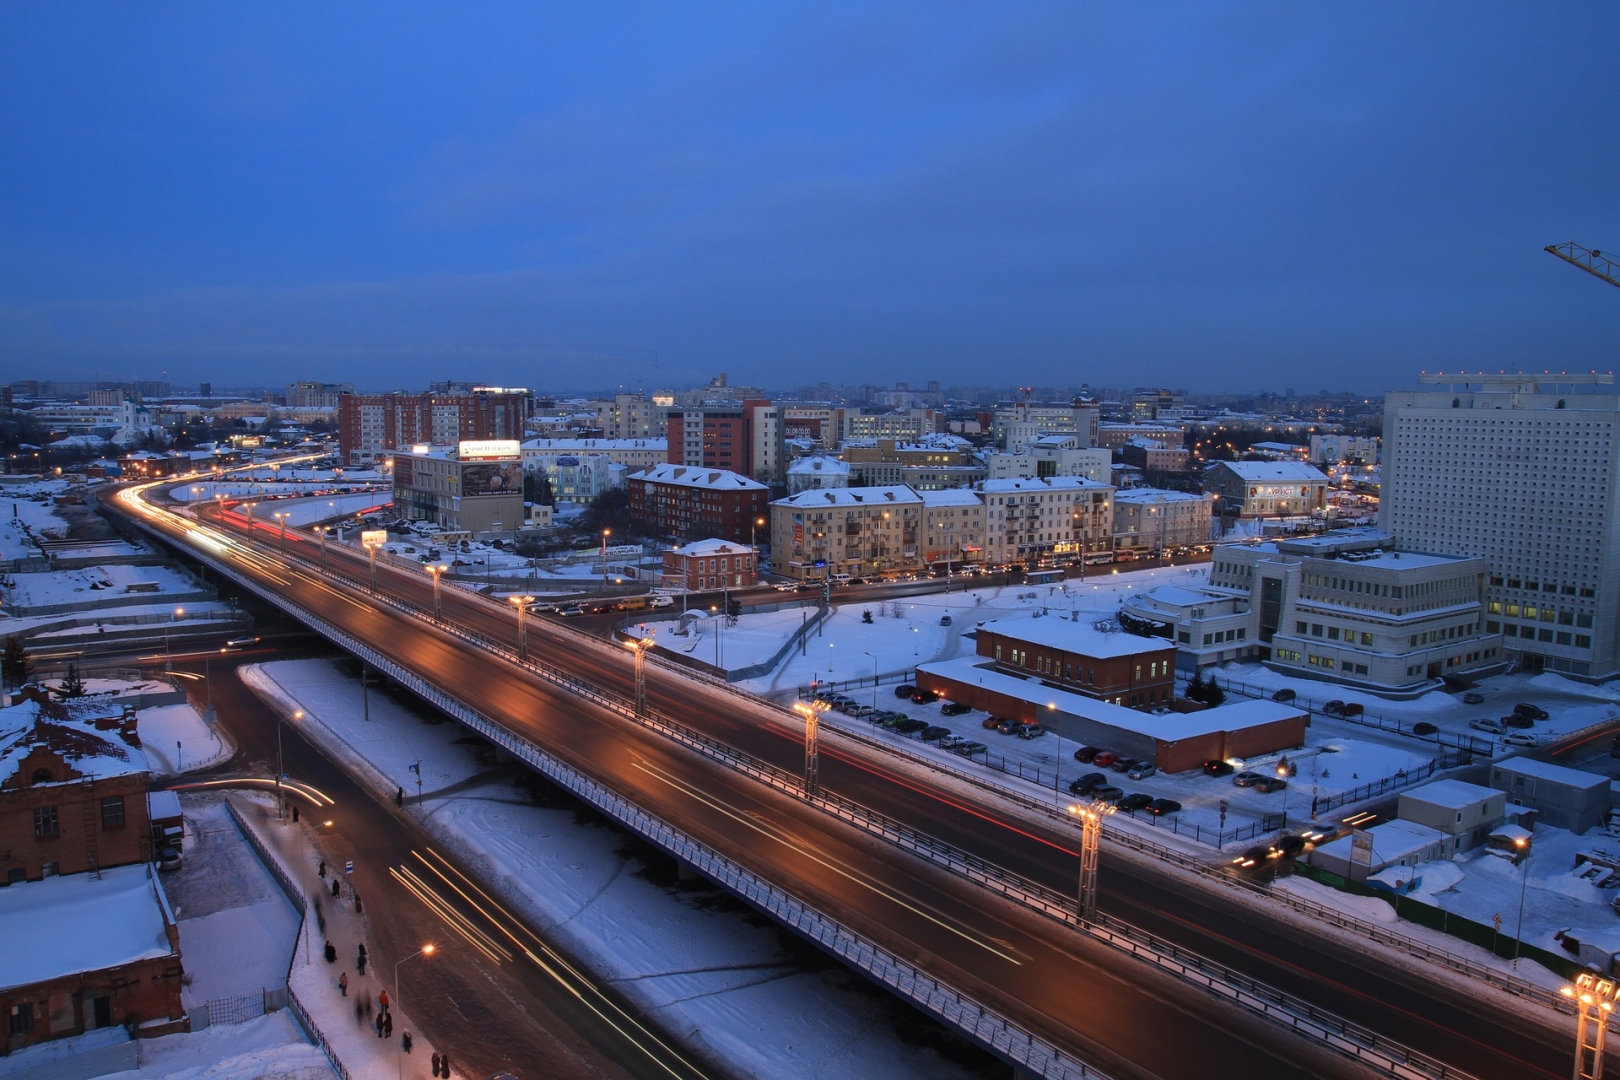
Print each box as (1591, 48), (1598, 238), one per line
(394, 945), (436, 1080)
(508, 594), (535, 660)
(273, 510), (289, 551)
(1563, 972), (1615, 1079)
(793, 700), (826, 796)
(1069, 799), (1115, 922)
(362, 531), (383, 588)
(624, 634), (653, 716)
(426, 564), (448, 619)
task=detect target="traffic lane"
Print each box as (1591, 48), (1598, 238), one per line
(206, 529), (1537, 1072)
(255, 565), (1313, 1080)
(197, 657), (700, 1080)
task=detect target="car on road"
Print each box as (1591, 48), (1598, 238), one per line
(1462, 692), (1486, 705)
(938, 615), (952, 626)
(1093, 750), (1120, 769)
(1411, 722), (1438, 736)
(1074, 746), (1102, 763)
(953, 741), (987, 757)
(1513, 702), (1550, 722)
(1203, 759), (1235, 777)
(1271, 688), (1296, 703)
(1503, 732), (1541, 748)
(1232, 770), (1263, 787)
(920, 725), (952, 742)
(557, 604), (586, 617)
(940, 702), (973, 716)
(1126, 762), (1157, 781)
(1469, 717), (1506, 734)
(1116, 793), (1154, 812)
(1274, 834), (1309, 858)
(1146, 798), (1183, 816)
(771, 581), (798, 591)
(1232, 846), (1276, 870)
(1068, 772), (1108, 795)
(224, 634), (261, 649)
(894, 684), (916, 698)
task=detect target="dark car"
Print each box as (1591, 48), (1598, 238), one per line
(939, 615), (953, 626)
(1513, 703), (1550, 722)
(1323, 699), (1347, 716)
(982, 715), (1004, 729)
(1068, 772), (1108, 795)
(1412, 722), (1439, 736)
(910, 689), (940, 704)
(1271, 688), (1296, 703)
(1116, 793), (1154, 812)
(1251, 777), (1288, 794)
(1502, 714), (1535, 730)
(1108, 756), (1136, 773)
(1146, 798), (1183, 815)
(1462, 692), (1486, 705)
(894, 684), (917, 698)
(940, 702), (973, 716)
(1088, 785), (1125, 802)
(920, 725), (952, 742)
(1274, 834), (1309, 858)
(953, 740), (987, 756)
(1074, 746), (1102, 764)
(1232, 846), (1275, 870)
(1203, 759), (1235, 777)
(897, 718), (929, 734)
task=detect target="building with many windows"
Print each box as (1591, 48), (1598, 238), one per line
(771, 486), (923, 581)
(1203, 460), (1330, 518)
(973, 615), (1178, 707)
(1381, 374), (1620, 679)
(840, 437), (987, 490)
(522, 438), (667, 471)
(391, 441), (524, 536)
(977, 477), (1113, 567)
(1113, 489), (1213, 552)
(340, 390), (528, 465)
(665, 400), (784, 483)
(786, 454), (851, 494)
(921, 489), (985, 573)
(661, 538), (759, 592)
(628, 464), (769, 544)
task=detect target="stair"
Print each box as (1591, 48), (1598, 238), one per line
(82, 794), (101, 880)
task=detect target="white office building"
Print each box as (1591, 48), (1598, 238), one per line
(1382, 373), (1620, 679)
(977, 477), (1113, 567)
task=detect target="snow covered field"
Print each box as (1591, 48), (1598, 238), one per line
(0, 485), (72, 561)
(240, 659), (1002, 1080)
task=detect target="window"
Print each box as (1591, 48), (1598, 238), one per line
(1360, 632), (1374, 646)
(1295, 621), (1308, 634)
(100, 796), (125, 830)
(33, 806), (58, 840)
(1577, 635), (1592, 648)
(1327, 626), (1340, 641)
(10, 1003), (35, 1036)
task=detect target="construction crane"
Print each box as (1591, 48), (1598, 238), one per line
(1546, 242), (1620, 290)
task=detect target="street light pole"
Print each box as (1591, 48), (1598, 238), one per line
(1514, 835), (1532, 970)
(601, 528), (611, 594)
(1563, 973), (1615, 1080)
(863, 651), (878, 728)
(165, 607), (183, 672)
(509, 594), (535, 660)
(793, 700), (826, 796)
(277, 709), (302, 821)
(427, 564), (448, 619)
(394, 944), (436, 1080)
(1070, 799), (1114, 922)
(363, 534), (382, 588)
(274, 510), (289, 551)
(625, 635), (653, 716)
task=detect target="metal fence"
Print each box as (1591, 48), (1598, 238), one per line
(1214, 676), (1497, 757)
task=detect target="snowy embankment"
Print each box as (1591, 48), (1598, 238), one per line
(239, 659), (994, 1080)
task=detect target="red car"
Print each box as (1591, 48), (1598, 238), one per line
(1092, 750), (1120, 769)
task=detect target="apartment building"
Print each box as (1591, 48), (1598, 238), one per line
(665, 400), (784, 483)
(1203, 460), (1330, 518)
(840, 437), (987, 490)
(392, 441), (524, 536)
(522, 438), (667, 471)
(628, 464), (769, 543)
(1381, 374), (1620, 679)
(1113, 489), (1213, 552)
(977, 477), (1113, 567)
(786, 455), (851, 493)
(285, 381), (354, 408)
(339, 390), (528, 465)
(921, 489), (985, 571)
(771, 486), (924, 581)
(992, 399), (1100, 451)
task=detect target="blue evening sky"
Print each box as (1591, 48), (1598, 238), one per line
(2, 4), (1617, 394)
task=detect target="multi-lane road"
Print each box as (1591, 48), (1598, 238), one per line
(110, 480), (1586, 1080)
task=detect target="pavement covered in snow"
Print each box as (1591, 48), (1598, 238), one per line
(241, 659), (1004, 1080)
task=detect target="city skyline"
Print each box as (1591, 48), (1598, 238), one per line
(4, 5), (1619, 393)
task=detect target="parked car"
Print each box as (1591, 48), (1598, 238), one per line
(920, 725), (952, 742)
(1251, 777), (1288, 794)
(1513, 703), (1550, 722)
(1090, 786), (1125, 802)
(1069, 772), (1108, 795)
(940, 701), (973, 716)
(1469, 717), (1507, 734)
(938, 735), (965, 750)
(1411, 722), (1439, 736)
(1503, 732), (1541, 748)
(1126, 762), (1157, 781)
(982, 715), (1004, 730)
(1108, 756), (1136, 773)
(1501, 714), (1535, 730)
(1462, 692), (1486, 705)
(1017, 724), (1046, 739)
(897, 718), (929, 734)
(953, 741), (987, 756)
(996, 718), (1021, 734)
(910, 689), (940, 704)
(1074, 746), (1102, 763)
(1146, 799), (1183, 815)
(1093, 751), (1120, 769)
(1322, 699), (1363, 717)
(1232, 771), (1264, 787)
(1116, 793), (1154, 812)
(1203, 759), (1235, 777)
(938, 615), (953, 626)
(157, 847), (183, 872)
(894, 684), (917, 698)
(1271, 688), (1296, 703)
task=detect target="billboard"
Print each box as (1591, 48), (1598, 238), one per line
(461, 461), (522, 497)
(360, 529), (389, 548)
(458, 439), (521, 461)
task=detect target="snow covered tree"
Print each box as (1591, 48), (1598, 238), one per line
(1, 636), (29, 689)
(57, 663), (85, 698)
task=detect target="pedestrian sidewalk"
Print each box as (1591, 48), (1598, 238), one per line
(229, 795), (453, 1080)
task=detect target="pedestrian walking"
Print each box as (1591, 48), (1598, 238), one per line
(364, 997), (373, 1021)
(338, 972), (348, 997)
(318, 859), (326, 878)
(357, 944), (367, 976)
(401, 1030), (412, 1054)
(292, 804), (299, 822)
(378, 987), (389, 1012)
(383, 1012), (393, 1039)
(354, 999), (364, 1026)
(395, 786), (404, 806)
(431, 1053), (442, 1076)
(441, 1053), (449, 1076)
(323, 939), (336, 963)
(331, 877), (340, 898)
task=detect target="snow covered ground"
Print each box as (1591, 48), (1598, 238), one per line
(628, 606), (815, 670)
(0, 1013), (331, 1080)
(137, 702), (233, 778)
(4, 563), (207, 611)
(0, 486), (72, 561)
(240, 659), (1003, 1080)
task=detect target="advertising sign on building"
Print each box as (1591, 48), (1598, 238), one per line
(360, 529), (389, 548)
(461, 461), (522, 496)
(458, 439), (521, 461)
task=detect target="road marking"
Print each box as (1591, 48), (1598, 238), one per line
(631, 759), (1024, 965)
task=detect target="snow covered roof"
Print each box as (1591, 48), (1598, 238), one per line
(670, 538), (752, 557)
(977, 476), (1110, 494)
(1491, 757), (1609, 790)
(0, 864), (175, 992)
(1251, 441), (1306, 453)
(776, 485), (920, 507)
(522, 438), (667, 451)
(1129, 585), (1227, 609)
(1313, 820), (1451, 866)
(634, 464), (767, 491)
(1212, 461), (1329, 483)
(147, 789), (182, 822)
(977, 615), (1173, 660)
(787, 455), (850, 475)
(0, 694), (150, 788)
(920, 489), (981, 507)
(1113, 489), (1210, 505)
(1490, 823), (1533, 842)
(1400, 778), (1501, 811)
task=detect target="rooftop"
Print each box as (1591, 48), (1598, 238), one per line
(635, 464), (767, 491)
(521, 438), (667, 451)
(977, 476), (1111, 494)
(1211, 461), (1330, 483)
(670, 538), (753, 557)
(1400, 778), (1501, 811)
(1492, 756), (1609, 789)
(1313, 819), (1451, 864)
(787, 456), (850, 475)
(920, 489), (982, 507)
(1113, 489), (1210, 505)
(0, 864), (175, 992)
(0, 694), (150, 788)
(977, 614), (1173, 659)
(776, 485), (921, 507)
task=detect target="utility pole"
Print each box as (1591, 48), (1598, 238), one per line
(625, 634), (653, 716)
(793, 700), (826, 796)
(509, 594), (535, 660)
(1070, 799), (1114, 922)
(1563, 973), (1616, 1080)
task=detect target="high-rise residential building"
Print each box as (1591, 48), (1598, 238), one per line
(665, 399), (784, 483)
(1381, 372), (1620, 680)
(992, 399), (1100, 450)
(286, 381), (355, 408)
(338, 389), (528, 464)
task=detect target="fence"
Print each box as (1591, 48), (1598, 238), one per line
(1214, 676), (1497, 757)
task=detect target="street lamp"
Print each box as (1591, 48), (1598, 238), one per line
(793, 700), (827, 796)
(624, 634), (653, 716)
(862, 650), (878, 727)
(1513, 834), (1532, 970)
(426, 564), (449, 618)
(1561, 972), (1615, 1080)
(1068, 799), (1115, 922)
(601, 528), (611, 593)
(164, 607), (184, 671)
(243, 501), (256, 536)
(277, 708), (303, 820)
(272, 510), (289, 551)
(1277, 759), (1291, 830)
(362, 531), (384, 587)
(509, 594), (535, 660)
(394, 944), (436, 1080)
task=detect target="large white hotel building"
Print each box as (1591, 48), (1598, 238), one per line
(1381, 372), (1618, 680)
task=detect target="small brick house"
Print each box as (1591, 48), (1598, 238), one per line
(974, 616), (1178, 708)
(662, 538), (758, 592)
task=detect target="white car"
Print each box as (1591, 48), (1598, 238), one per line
(1503, 732), (1541, 748)
(1469, 718), (1507, 735)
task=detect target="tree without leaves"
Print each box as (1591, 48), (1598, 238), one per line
(1, 636), (30, 689)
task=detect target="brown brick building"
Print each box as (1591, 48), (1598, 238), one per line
(628, 465), (769, 544)
(974, 616), (1177, 708)
(338, 389), (528, 465)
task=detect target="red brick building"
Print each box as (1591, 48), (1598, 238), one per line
(628, 465), (769, 543)
(338, 390), (528, 465)
(664, 399), (783, 482)
(974, 616), (1177, 708)
(662, 538), (759, 591)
